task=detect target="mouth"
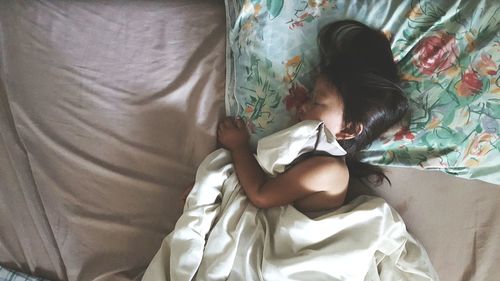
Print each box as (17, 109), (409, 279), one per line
(296, 109), (304, 121)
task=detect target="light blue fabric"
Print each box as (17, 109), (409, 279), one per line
(225, 0), (413, 143)
(225, 0), (500, 184)
(0, 266), (48, 281)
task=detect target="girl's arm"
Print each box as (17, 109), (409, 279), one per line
(228, 145), (267, 201)
(217, 117), (267, 200)
(218, 117), (347, 209)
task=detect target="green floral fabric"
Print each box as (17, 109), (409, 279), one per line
(225, 0), (500, 184)
(0, 266), (48, 281)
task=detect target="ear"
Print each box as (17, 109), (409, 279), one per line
(335, 122), (363, 140)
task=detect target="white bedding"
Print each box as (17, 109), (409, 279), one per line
(1, 1), (499, 280)
(142, 121), (438, 280)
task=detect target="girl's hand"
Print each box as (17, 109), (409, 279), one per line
(217, 117), (250, 151)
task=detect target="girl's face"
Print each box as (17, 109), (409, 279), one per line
(298, 76), (345, 137)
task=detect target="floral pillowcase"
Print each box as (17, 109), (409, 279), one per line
(225, 0), (499, 184)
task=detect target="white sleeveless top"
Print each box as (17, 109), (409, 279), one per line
(256, 120), (347, 176)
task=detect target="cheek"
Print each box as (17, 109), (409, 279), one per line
(303, 107), (321, 119)
(326, 114), (344, 133)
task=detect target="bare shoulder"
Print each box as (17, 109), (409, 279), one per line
(286, 155), (349, 192)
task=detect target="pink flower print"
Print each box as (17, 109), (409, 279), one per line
(474, 53), (497, 76)
(456, 69), (483, 97)
(412, 32), (459, 75)
(394, 126), (415, 141)
(284, 83), (309, 112)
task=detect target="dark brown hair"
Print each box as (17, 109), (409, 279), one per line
(318, 20), (409, 185)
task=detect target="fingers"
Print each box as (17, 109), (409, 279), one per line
(223, 118), (233, 128)
(218, 119), (228, 134)
(217, 117), (234, 131)
(235, 118), (245, 129)
(218, 116), (245, 130)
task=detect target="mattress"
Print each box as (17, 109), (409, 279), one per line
(349, 167), (500, 281)
(0, 1), (225, 280)
(0, 1), (499, 281)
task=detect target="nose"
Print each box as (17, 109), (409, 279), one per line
(297, 99), (310, 120)
(298, 99), (310, 113)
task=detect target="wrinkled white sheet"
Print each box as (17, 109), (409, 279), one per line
(142, 121), (439, 280)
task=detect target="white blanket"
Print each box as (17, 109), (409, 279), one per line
(142, 121), (439, 281)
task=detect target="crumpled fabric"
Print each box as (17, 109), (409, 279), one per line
(142, 120), (439, 281)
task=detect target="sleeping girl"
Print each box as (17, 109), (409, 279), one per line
(145, 20), (438, 280)
(188, 19), (409, 213)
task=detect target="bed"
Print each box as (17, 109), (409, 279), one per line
(0, 0), (499, 281)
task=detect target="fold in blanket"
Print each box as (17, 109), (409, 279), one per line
(142, 120), (438, 280)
